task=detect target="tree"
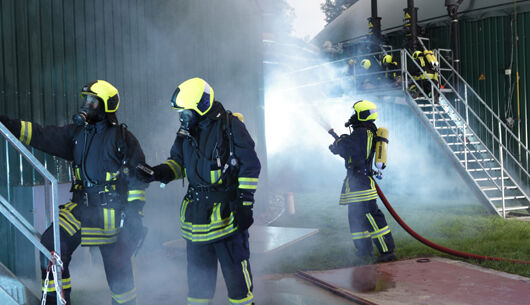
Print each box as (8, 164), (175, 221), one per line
(321, 0), (357, 24)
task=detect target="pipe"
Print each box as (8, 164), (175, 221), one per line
(446, 0), (462, 92)
(368, 0), (382, 52)
(404, 0), (418, 50)
(375, 182), (530, 265)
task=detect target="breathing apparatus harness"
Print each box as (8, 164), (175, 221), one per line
(343, 117), (380, 178)
(184, 110), (239, 192)
(76, 121), (129, 206)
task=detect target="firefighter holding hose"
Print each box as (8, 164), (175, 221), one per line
(329, 100), (396, 264)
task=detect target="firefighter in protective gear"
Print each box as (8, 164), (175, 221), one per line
(358, 58), (381, 90)
(409, 50), (439, 102)
(0, 80), (147, 305)
(381, 54), (401, 87)
(136, 77), (260, 305)
(329, 100), (396, 263)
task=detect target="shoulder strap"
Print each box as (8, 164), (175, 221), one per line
(116, 123), (129, 166)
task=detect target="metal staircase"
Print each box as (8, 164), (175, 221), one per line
(401, 49), (530, 218)
(0, 122), (64, 304)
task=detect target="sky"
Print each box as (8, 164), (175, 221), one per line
(286, 0), (327, 40)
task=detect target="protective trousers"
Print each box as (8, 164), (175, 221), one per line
(186, 230), (254, 305)
(348, 199), (395, 256)
(40, 210), (137, 305)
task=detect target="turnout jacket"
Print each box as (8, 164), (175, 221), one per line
(332, 122), (378, 205)
(157, 102), (261, 244)
(0, 116), (147, 245)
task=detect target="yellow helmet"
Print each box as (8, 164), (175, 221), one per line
(353, 100), (378, 121)
(412, 50), (422, 60)
(360, 59), (371, 70)
(382, 54), (393, 64)
(348, 59), (355, 66)
(170, 78), (214, 116)
(80, 80), (120, 113)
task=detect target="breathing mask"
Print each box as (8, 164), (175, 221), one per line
(73, 95), (105, 126)
(177, 109), (200, 137)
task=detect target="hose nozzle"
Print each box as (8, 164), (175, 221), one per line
(328, 128), (339, 140)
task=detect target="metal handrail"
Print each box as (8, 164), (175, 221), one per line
(436, 54), (530, 182)
(0, 122), (63, 303)
(402, 50), (510, 201)
(438, 53), (530, 156)
(402, 49), (530, 214)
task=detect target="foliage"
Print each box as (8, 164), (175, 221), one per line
(320, 0), (357, 24)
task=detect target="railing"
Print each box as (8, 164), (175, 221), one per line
(401, 48), (530, 216)
(0, 122), (64, 304)
(436, 52), (530, 197)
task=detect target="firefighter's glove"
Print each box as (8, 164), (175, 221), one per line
(230, 190), (254, 231)
(329, 134), (347, 154)
(136, 162), (166, 183)
(123, 203), (145, 241)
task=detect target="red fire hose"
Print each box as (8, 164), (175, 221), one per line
(375, 182), (530, 265)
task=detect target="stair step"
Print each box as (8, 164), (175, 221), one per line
(459, 158), (495, 163)
(490, 196), (527, 201)
(481, 186), (518, 191)
(0, 276), (25, 305)
(454, 150), (487, 154)
(497, 206), (530, 212)
(435, 126), (462, 130)
(447, 141), (480, 146)
(474, 177), (509, 182)
(423, 111), (447, 115)
(468, 167), (501, 172)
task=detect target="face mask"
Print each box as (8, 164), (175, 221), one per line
(177, 109), (200, 137)
(73, 95), (105, 126)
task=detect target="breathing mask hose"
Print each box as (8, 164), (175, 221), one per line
(375, 182), (530, 265)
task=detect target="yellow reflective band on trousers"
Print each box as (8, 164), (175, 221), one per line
(127, 190), (146, 202)
(366, 213), (389, 253)
(164, 159), (184, 180)
(229, 259), (254, 305)
(75, 168), (81, 180)
(210, 169), (222, 184)
(112, 287), (137, 304)
(19, 121), (32, 145)
(352, 230), (371, 240)
(181, 215), (237, 242)
(187, 297), (213, 305)
(81, 208), (119, 245)
(340, 179), (377, 204)
(59, 209), (81, 236)
(238, 177), (258, 190)
(42, 277), (71, 292)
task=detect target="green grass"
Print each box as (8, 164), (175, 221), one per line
(256, 192), (530, 278)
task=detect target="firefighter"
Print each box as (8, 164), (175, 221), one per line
(358, 58), (381, 90)
(137, 77), (260, 305)
(329, 100), (396, 264)
(381, 54), (401, 87)
(0, 80), (147, 305)
(409, 50), (439, 102)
